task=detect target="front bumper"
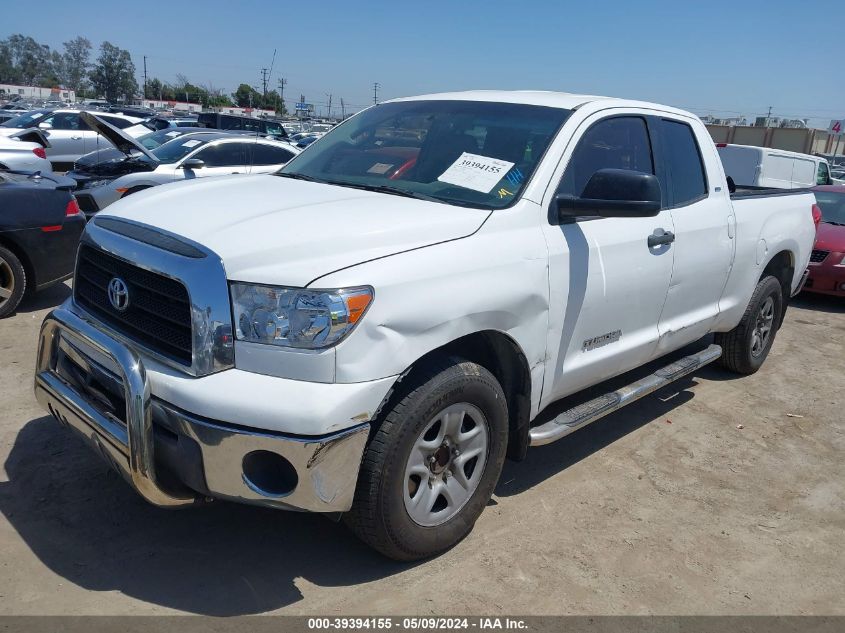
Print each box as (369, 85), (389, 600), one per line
(805, 255), (845, 296)
(34, 307), (370, 512)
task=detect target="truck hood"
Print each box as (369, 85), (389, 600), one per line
(815, 222), (845, 251)
(101, 175), (491, 286)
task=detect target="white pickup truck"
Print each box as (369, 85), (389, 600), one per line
(34, 91), (817, 560)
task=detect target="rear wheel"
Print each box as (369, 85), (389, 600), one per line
(715, 275), (783, 374)
(0, 245), (26, 319)
(346, 357), (508, 561)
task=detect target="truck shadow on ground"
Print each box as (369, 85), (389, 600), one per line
(496, 377), (696, 497)
(17, 282), (71, 314)
(0, 415), (412, 615)
(790, 292), (845, 314)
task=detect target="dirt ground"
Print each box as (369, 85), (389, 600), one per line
(0, 282), (843, 616)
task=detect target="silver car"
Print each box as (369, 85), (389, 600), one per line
(0, 109), (148, 168)
(70, 113), (300, 215)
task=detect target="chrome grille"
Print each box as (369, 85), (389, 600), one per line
(74, 245), (193, 365)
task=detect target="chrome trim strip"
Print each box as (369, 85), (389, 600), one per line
(78, 218), (234, 376)
(793, 268), (810, 297)
(529, 344), (722, 446)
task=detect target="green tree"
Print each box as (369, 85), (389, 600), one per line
(61, 36), (92, 94)
(4, 34), (53, 85)
(89, 41), (138, 102)
(232, 83), (263, 108)
(0, 39), (17, 84)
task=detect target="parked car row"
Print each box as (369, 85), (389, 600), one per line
(68, 113), (300, 216)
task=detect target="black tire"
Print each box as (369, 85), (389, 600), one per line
(346, 357), (508, 561)
(715, 275), (783, 375)
(0, 245), (26, 319)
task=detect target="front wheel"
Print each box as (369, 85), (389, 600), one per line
(715, 275), (783, 374)
(346, 357), (508, 561)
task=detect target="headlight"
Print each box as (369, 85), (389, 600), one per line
(230, 283), (373, 349)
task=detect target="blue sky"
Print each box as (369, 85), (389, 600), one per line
(4, 0), (843, 127)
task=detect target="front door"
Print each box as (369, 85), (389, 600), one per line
(179, 142), (249, 180)
(540, 113), (675, 408)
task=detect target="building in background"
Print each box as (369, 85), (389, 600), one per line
(0, 83), (76, 102)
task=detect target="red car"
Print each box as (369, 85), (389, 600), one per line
(806, 185), (845, 296)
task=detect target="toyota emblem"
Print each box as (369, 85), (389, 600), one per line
(107, 277), (130, 312)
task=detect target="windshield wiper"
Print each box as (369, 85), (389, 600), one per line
(323, 181), (438, 201)
(276, 172), (322, 183)
(823, 220), (845, 226)
(321, 180), (482, 207)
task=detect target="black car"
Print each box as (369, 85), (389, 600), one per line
(0, 171), (85, 318)
(196, 112), (289, 140)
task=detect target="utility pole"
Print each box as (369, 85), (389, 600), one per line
(277, 77), (287, 113)
(260, 68), (269, 98)
(326, 93), (332, 120)
(340, 98), (345, 120)
(143, 55), (148, 101)
(373, 82), (380, 105)
(767, 105), (773, 126)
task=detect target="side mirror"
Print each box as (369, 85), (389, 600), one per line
(180, 158), (205, 170)
(554, 168), (662, 222)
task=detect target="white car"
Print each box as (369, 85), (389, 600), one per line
(70, 112), (300, 214)
(0, 109), (148, 168)
(0, 132), (53, 173)
(33, 91), (816, 560)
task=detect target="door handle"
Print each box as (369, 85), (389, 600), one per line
(648, 231), (675, 248)
(70, 135), (83, 140)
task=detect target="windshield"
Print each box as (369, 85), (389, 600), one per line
(279, 100), (571, 209)
(138, 129), (188, 150)
(814, 191), (845, 225)
(150, 135), (209, 164)
(0, 109), (51, 128)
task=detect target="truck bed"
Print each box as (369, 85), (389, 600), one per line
(730, 185), (813, 199)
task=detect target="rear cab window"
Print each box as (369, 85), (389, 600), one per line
(659, 119), (707, 207)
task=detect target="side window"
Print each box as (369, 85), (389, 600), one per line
(817, 162), (830, 185)
(49, 113), (80, 130)
(557, 116), (653, 197)
(194, 142), (246, 167)
(250, 143), (295, 165)
(660, 119), (707, 206)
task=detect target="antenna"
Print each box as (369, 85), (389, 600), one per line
(373, 82), (380, 105)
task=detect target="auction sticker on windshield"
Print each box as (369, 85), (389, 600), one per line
(438, 152), (515, 193)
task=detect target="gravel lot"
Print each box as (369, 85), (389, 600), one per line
(1, 282), (843, 616)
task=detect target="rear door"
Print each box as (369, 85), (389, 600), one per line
(540, 112), (676, 405)
(246, 142), (297, 173)
(653, 117), (735, 351)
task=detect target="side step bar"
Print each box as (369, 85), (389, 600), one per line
(529, 344), (722, 447)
